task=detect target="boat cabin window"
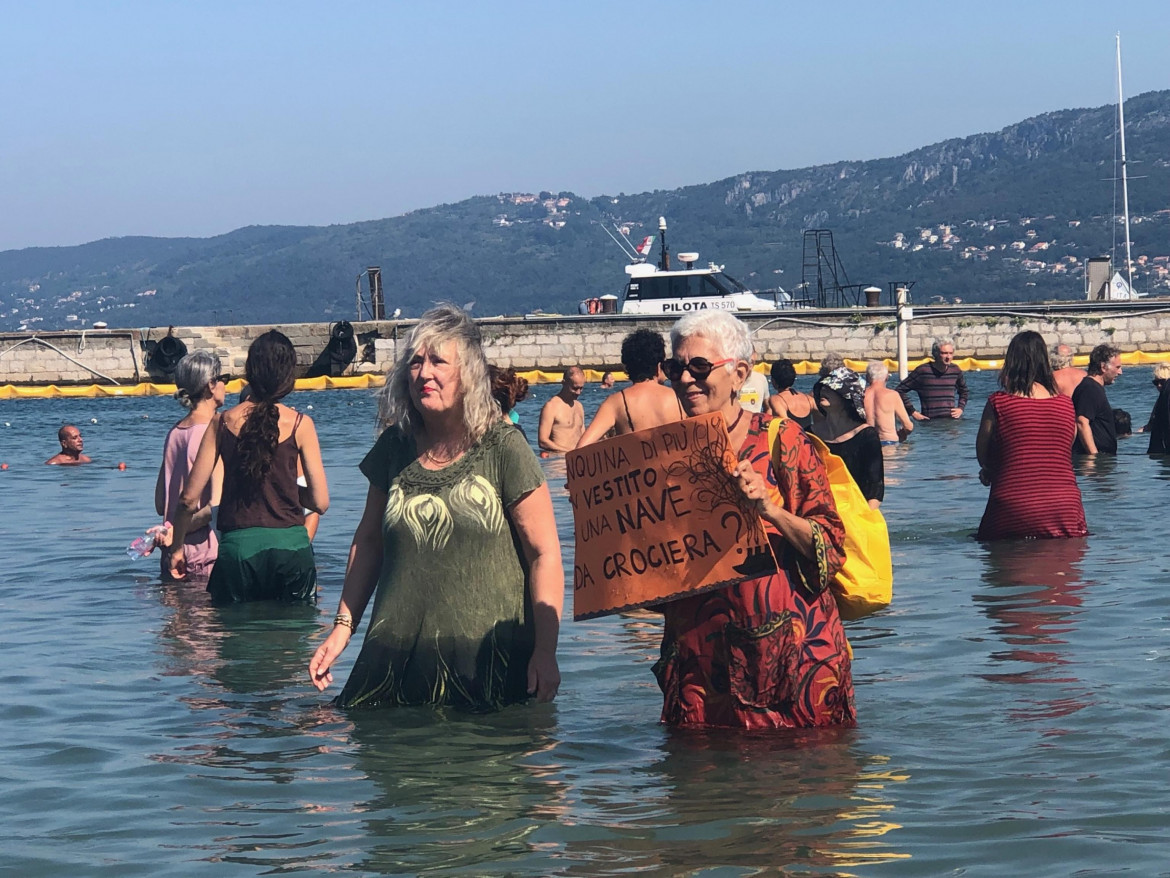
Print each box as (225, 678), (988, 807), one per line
(626, 273), (734, 301)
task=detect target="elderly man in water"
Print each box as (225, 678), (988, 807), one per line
(895, 338), (968, 420)
(1051, 342), (1088, 397)
(864, 361), (914, 445)
(45, 424), (92, 465)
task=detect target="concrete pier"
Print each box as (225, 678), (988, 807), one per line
(2, 301), (1170, 386)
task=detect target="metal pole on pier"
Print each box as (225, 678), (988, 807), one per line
(896, 287), (911, 380)
(1116, 33), (1135, 295)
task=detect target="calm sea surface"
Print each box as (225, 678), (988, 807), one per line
(2, 368), (1169, 876)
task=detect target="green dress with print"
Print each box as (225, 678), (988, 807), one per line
(338, 421), (546, 710)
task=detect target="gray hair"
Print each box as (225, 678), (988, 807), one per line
(1050, 343), (1073, 370)
(931, 338), (955, 358)
(670, 311), (753, 364)
(819, 351), (845, 377)
(866, 360), (889, 384)
(173, 351), (221, 410)
(377, 303), (498, 440)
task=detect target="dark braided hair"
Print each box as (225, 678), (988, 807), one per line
(235, 330), (297, 487)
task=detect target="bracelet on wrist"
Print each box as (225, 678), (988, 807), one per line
(333, 613), (355, 633)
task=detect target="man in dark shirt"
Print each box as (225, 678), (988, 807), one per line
(1072, 344), (1122, 454)
(895, 338), (969, 420)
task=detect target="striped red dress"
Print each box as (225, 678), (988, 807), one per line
(976, 392), (1088, 541)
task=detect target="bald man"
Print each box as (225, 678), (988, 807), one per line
(538, 366), (586, 453)
(45, 425), (92, 465)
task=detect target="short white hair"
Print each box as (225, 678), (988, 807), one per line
(670, 311), (753, 363)
(866, 360), (889, 384)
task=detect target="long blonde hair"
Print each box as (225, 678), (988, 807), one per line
(376, 303), (498, 441)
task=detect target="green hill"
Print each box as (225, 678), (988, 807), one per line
(3, 90), (1169, 330)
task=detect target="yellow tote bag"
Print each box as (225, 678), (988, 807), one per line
(769, 421), (893, 620)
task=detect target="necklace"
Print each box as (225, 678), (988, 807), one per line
(422, 440), (467, 466)
(423, 446), (462, 465)
(726, 407), (745, 433)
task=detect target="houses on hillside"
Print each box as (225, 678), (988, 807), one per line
(880, 214), (1170, 294)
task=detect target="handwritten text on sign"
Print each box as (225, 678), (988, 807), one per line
(566, 412), (777, 620)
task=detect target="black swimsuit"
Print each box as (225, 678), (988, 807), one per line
(621, 387), (685, 432)
(782, 390), (815, 431)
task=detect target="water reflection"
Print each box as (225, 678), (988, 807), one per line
(1148, 454), (1170, 482)
(151, 578), (321, 695)
(1072, 452), (1120, 496)
(347, 706), (569, 875)
(975, 538), (1093, 726)
(554, 730), (909, 873)
(538, 452), (570, 497)
(614, 610), (663, 660)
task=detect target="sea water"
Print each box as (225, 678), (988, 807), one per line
(1, 369), (1169, 876)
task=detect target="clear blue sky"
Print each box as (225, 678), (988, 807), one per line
(2, 0), (1166, 252)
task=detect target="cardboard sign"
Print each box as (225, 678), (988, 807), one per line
(567, 411), (778, 620)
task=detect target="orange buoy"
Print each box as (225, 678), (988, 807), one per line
(118, 462), (127, 470)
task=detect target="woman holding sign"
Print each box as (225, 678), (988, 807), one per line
(308, 304), (563, 710)
(656, 311), (855, 729)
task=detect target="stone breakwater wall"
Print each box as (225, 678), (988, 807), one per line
(3, 303), (1170, 385)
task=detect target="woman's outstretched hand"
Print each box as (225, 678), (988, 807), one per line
(309, 627), (351, 692)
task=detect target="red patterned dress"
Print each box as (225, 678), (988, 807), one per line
(653, 413), (856, 729)
(976, 392), (1088, 541)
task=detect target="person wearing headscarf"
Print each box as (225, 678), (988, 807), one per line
(812, 367), (885, 508)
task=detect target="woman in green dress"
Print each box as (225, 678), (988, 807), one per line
(309, 304), (563, 709)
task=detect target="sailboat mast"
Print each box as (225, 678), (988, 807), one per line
(1116, 32), (1134, 293)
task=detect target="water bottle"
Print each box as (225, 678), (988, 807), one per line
(126, 523), (171, 559)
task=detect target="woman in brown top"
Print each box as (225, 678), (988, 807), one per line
(166, 330), (329, 604)
(577, 329), (683, 446)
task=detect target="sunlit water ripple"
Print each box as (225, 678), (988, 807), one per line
(1, 369), (1168, 876)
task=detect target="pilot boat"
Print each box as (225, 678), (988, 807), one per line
(581, 217), (793, 315)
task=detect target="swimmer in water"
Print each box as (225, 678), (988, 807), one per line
(538, 366), (585, 454)
(45, 425), (92, 465)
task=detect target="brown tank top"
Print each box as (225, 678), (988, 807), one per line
(217, 412), (306, 532)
